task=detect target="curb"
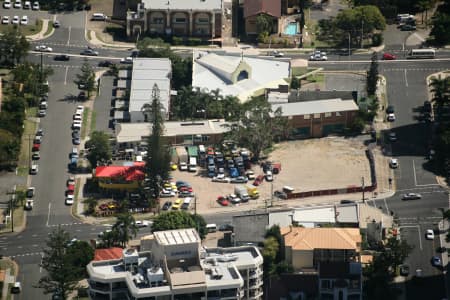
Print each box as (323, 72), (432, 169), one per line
(26, 19), (54, 41)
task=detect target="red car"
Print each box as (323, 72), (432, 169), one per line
(217, 196), (229, 206)
(253, 175), (264, 186)
(382, 52), (396, 60)
(179, 186), (193, 192)
(67, 184), (75, 194)
(32, 143), (41, 151)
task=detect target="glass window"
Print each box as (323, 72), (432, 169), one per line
(198, 18), (209, 23)
(304, 114), (310, 120)
(336, 111), (342, 117)
(325, 112), (332, 117)
(174, 18), (186, 23)
(314, 113), (321, 119)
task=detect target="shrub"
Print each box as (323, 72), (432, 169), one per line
(372, 33), (383, 46)
(188, 38), (202, 46)
(172, 36), (183, 45)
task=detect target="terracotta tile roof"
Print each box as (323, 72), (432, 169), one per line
(94, 247), (124, 261)
(244, 0), (281, 18)
(281, 227), (361, 251)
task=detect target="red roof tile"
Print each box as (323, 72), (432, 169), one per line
(95, 163), (145, 181)
(94, 247), (123, 261)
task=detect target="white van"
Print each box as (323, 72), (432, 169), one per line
(91, 13), (107, 21)
(206, 224), (217, 233)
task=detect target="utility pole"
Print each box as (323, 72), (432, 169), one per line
(360, 19), (364, 49)
(348, 32), (351, 57)
(361, 177), (365, 202)
(10, 185), (16, 232)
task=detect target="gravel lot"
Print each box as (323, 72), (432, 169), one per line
(167, 137), (372, 214)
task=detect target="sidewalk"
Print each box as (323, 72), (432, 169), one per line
(26, 19), (53, 41)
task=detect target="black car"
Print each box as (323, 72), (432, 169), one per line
(54, 54), (70, 61)
(98, 60), (114, 67)
(162, 201), (172, 210)
(72, 138), (81, 145)
(72, 131), (80, 139)
(399, 264), (410, 276)
(340, 199), (355, 204)
(386, 105), (394, 114)
(274, 190), (287, 200)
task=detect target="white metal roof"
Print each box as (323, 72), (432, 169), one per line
(154, 228), (200, 245)
(142, 0), (223, 10)
(271, 98), (359, 116)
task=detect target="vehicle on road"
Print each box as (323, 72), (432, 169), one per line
(30, 163), (38, 174)
(35, 45), (53, 52)
(1, 16), (9, 24)
(402, 193), (422, 200)
(309, 50), (328, 61)
(120, 57), (133, 64)
(400, 24), (416, 31)
(387, 113), (396, 122)
(270, 50), (284, 57)
(53, 20), (60, 28)
(135, 220), (152, 228)
(24, 199), (34, 210)
(219, 224), (234, 232)
(389, 158), (399, 169)
(32, 151), (40, 160)
(253, 175), (264, 186)
(425, 229), (435, 240)
(162, 201), (172, 210)
(98, 60), (113, 67)
(388, 132), (397, 142)
(38, 109), (46, 117)
(227, 194), (241, 204)
(234, 185), (250, 202)
(399, 264), (409, 276)
(80, 48), (99, 56)
(274, 190), (288, 199)
(65, 194), (74, 205)
(10, 282), (21, 294)
(54, 55), (70, 61)
(431, 256), (441, 266)
(407, 48), (435, 59)
(382, 52), (396, 60)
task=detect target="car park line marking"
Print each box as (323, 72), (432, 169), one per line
(404, 69), (408, 87)
(66, 26), (71, 46)
(64, 66), (68, 85)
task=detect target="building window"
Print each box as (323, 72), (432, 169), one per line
(152, 17), (164, 24)
(304, 114), (310, 120)
(197, 18), (209, 23)
(314, 113), (321, 119)
(174, 18), (186, 23)
(336, 111), (342, 117)
(325, 112), (332, 118)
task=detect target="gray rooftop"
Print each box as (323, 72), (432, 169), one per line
(142, 0), (223, 10)
(271, 98), (359, 117)
(129, 58), (172, 114)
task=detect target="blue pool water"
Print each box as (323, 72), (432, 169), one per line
(284, 23), (298, 35)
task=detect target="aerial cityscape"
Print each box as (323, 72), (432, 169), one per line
(0, 0), (449, 299)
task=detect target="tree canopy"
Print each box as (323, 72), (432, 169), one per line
(366, 52), (379, 96)
(0, 27), (30, 66)
(85, 131), (112, 168)
(151, 211), (207, 239)
(74, 61), (96, 97)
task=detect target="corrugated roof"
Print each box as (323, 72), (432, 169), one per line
(281, 227), (361, 251)
(154, 228), (200, 245)
(142, 0), (222, 10)
(94, 247), (124, 261)
(271, 98), (359, 116)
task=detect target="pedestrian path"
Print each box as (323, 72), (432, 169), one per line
(27, 19), (53, 41)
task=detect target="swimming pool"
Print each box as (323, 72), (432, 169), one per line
(284, 22), (298, 35)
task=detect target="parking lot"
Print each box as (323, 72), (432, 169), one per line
(169, 137), (372, 214)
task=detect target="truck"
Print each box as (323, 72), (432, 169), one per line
(245, 184), (260, 199)
(188, 157), (197, 172)
(234, 185), (250, 202)
(176, 146), (188, 170)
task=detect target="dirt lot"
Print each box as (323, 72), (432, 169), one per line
(170, 137), (372, 214)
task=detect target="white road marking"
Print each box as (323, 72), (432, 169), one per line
(46, 203), (51, 227)
(383, 198), (389, 213)
(64, 66), (68, 85)
(66, 26), (71, 46)
(404, 69), (408, 87)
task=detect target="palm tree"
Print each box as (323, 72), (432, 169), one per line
(429, 77), (450, 122)
(113, 213), (138, 247)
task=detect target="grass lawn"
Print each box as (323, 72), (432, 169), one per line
(0, 19), (43, 36)
(292, 67), (309, 77)
(18, 119), (38, 170)
(45, 21), (53, 35)
(90, 110), (97, 134)
(306, 73), (325, 83)
(81, 108), (90, 139)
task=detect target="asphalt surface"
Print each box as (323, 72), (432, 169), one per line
(0, 8), (449, 300)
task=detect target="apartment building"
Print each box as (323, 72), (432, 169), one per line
(87, 228), (264, 300)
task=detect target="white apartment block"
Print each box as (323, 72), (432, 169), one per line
(87, 228), (264, 300)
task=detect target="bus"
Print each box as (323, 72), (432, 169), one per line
(407, 49), (435, 59)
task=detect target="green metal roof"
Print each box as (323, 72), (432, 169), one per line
(186, 146), (198, 157)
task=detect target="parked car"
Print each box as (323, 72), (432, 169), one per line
(217, 196), (229, 206)
(399, 264), (410, 276)
(53, 20), (60, 28)
(226, 194), (241, 204)
(54, 54), (70, 61)
(274, 190), (287, 200)
(162, 201), (172, 210)
(29, 164), (38, 175)
(3, 0), (11, 9)
(12, 16), (20, 25)
(67, 176), (75, 186)
(65, 194), (74, 205)
(230, 176), (248, 183)
(387, 113), (396, 122)
(431, 256), (441, 266)
(388, 132), (397, 142)
(265, 170), (273, 181)
(401, 24), (416, 31)
(14, 0), (21, 8)
(253, 175), (264, 186)
(1, 16), (10, 24)
(246, 170), (255, 180)
(389, 158), (399, 169)
(98, 60), (114, 67)
(32, 1), (39, 10)
(26, 187), (35, 198)
(382, 53), (396, 60)
(20, 15), (28, 25)
(212, 176), (230, 183)
(31, 151), (40, 160)
(386, 105), (395, 114)
(425, 229), (435, 240)
(160, 189), (176, 198)
(24, 199), (34, 210)
(219, 224), (234, 231)
(172, 198), (183, 210)
(402, 193), (422, 200)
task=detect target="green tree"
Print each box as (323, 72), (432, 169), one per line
(66, 241), (94, 278)
(85, 131), (112, 168)
(112, 213), (138, 247)
(83, 197), (98, 215)
(74, 61), (96, 97)
(431, 13), (450, 45)
(366, 52), (379, 96)
(0, 129), (20, 166)
(0, 27), (30, 66)
(142, 85), (171, 204)
(290, 77), (300, 90)
(37, 227), (79, 300)
(262, 236), (279, 277)
(256, 14), (274, 34)
(151, 211), (207, 239)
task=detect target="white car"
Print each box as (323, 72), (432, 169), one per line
(227, 194), (241, 204)
(387, 113), (396, 122)
(3, 0), (11, 8)
(212, 176), (231, 183)
(389, 158), (398, 169)
(309, 50), (328, 61)
(120, 57), (133, 64)
(135, 220), (152, 228)
(425, 229), (435, 240)
(32, 1), (39, 10)
(12, 16), (19, 25)
(179, 162), (188, 171)
(24, 0), (30, 8)
(265, 170), (273, 181)
(160, 189), (176, 198)
(13, 0), (21, 9)
(30, 163), (38, 174)
(2, 16), (10, 24)
(65, 194), (74, 205)
(270, 50), (284, 57)
(35, 45), (53, 52)
(20, 15), (28, 25)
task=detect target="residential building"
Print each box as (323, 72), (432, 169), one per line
(126, 0), (223, 38)
(281, 227), (363, 300)
(93, 162), (145, 191)
(244, 0), (281, 35)
(114, 119), (231, 150)
(193, 50), (290, 101)
(87, 228), (264, 299)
